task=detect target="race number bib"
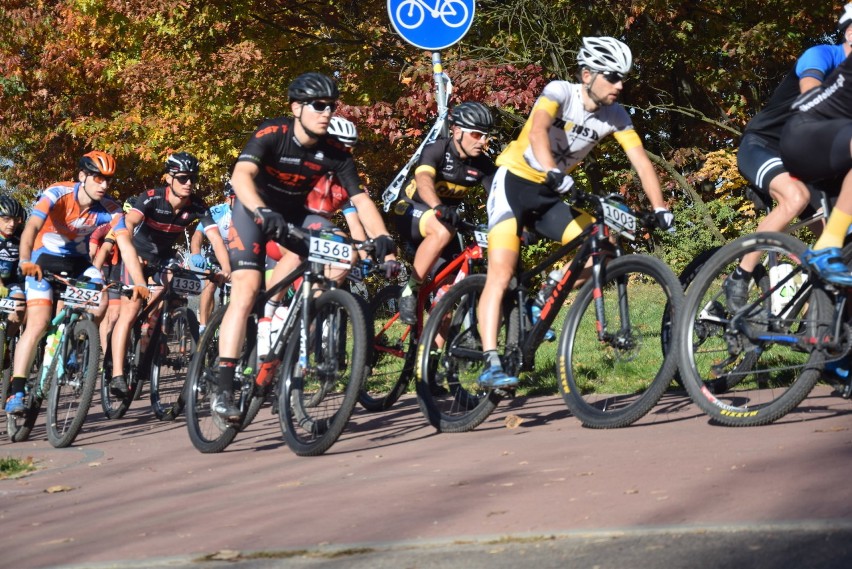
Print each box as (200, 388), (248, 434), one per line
(474, 229), (489, 249)
(61, 285), (102, 307)
(601, 199), (638, 241)
(0, 297), (22, 313)
(171, 275), (203, 296)
(308, 230), (353, 269)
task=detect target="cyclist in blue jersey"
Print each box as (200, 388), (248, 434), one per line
(189, 181), (234, 334)
(725, 4), (852, 311)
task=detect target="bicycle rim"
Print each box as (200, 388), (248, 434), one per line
(677, 232), (830, 426)
(279, 289), (368, 456)
(360, 284), (414, 412)
(415, 275), (504, 433)
(558, 255), (683, 428)
(46, 319), (99, 448)
(150, 307), (198, 420)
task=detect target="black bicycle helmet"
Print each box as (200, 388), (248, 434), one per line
(288, 72), (339, 102)
(164, 152), (199, 175)
(78, 150), (117, 176)
(0, 195), (26, 221)
(448, 102), (494, 132)
(123, 195), (138, 213)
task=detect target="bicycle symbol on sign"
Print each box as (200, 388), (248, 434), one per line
(395, 0), (469, 29)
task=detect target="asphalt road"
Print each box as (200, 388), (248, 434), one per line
(1, 385), (850, 569)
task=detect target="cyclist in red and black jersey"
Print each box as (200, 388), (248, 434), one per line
(391, 101), (497, 324)
(214, 72), (398, 420)
(107, 152), (231, 396)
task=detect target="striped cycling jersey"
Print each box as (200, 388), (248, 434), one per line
(31, 182), (125, 261)
(128, 186), (216, 262)
(496, 81), (642, 183)
(402, 137), (496, 206)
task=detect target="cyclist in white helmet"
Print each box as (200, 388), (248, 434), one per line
(476, 36), (672, 388)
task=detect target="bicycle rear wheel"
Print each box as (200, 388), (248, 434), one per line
(150, 307), (198, 420)
(359, 284), (415, 412)
(6, 343), (48, 443)
(185, 306), (257, 453)
(46, 319), (99, 448)
(278, 288), (368, 456)
(415, 275), (510, 433)
(558, 255), (684, 428)
(676, 232), (832, 426)
(100, 326), (144, 419)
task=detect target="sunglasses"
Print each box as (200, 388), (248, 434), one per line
(460, 128), (489, 141)
(89, 173), (112, 185)
(304, 100), (337, 113)
(601, 71), (626, 84)
(173, 173), (198, 184)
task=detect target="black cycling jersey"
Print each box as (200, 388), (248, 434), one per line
(403, 137), (497, 206)
(742, 67), (801, 142)
(237, 116), (364, 210)
(0, 234), (20, 283)
(129, 186), (215, 262)
(793, 54), (852, 120)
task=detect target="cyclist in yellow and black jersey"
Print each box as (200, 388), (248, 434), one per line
(392, 101), (497, 324)
(476, 36), (672, 389)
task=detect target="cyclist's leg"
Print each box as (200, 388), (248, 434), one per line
(7, 276), (52, 413)
(198, 278), (216, 330)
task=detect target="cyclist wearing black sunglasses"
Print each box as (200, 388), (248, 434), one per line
(107, 152), (231, 396)
(213, 72), (398, 420)
(391, 101), (497, 324)
(475, 36), (672, 389)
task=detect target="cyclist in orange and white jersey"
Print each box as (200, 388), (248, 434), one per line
(4, 151), (149, 417)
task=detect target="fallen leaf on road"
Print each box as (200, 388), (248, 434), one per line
(505, 414), (524, 429)
(209, 550), (241, 561)
(277, 481), (303, 488)
(45, 486), (73, 494)
(625, 488), (639, 494)
(40, 537), (74, 545)
(88, 462), (101, 467)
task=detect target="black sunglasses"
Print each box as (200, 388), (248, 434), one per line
(173, 173), (198, 184)
(304, 100), (337, 113)
(601, 71), (626, 84)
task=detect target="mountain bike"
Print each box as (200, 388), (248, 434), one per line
(3, 272), (102, 447)
(185, 226), (373, 456)
(362, 220), (488, 412)
(416, 190), (684, 432)
(0, 295), (25, 437)
(100, 261), (203, 421)
(674, 231), (849, 426)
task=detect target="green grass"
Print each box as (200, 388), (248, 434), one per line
(0, 455), (37, 479)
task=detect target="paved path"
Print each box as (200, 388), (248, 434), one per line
(1, 385), (850, 568)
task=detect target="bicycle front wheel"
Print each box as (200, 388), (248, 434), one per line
(278, 288), (368, 456)
(100, 326), (144, 419)
(558, 255), (683, 428)
(359, 284), (415, 412)
(46, 319), (99, 447)
(415, 275), (510, 433)
(150, 307), (198, 420)
(676, 232), (832, 426)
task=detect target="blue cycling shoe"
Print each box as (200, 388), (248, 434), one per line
(478, 366), (519, 389)
(802, 247), (852, 286)
(5, 392), (26, 416)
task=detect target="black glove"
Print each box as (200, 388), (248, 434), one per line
(544, 169), (576, 197)
(373, 235), (397, 261)
(433, 204), (461, 227)
(383, 260), (402, 279)
(654, 208), (676, 234)
(253, 207), (288, 241)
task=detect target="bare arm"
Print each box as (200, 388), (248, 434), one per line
(18, 215), (45, 263)
(413, 170), (441, 208)
(527, 108), (558, 172)
(190, 227), (204, 255)
(204, 227), (232, 278)
(230, 161), (265, 213)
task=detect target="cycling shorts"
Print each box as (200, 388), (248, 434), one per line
(781, 113), (852, 183)
(26, 254), (103, 307)
(737, 132), (786, 200)
(118, 261), (165, 289)
(486, 167), (592, 253)
(105, 264), (122, 302)
(227, 200), (311, 272)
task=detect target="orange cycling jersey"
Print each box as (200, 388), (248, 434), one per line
(31, 182), (126, 261)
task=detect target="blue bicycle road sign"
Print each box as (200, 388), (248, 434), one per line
(387, 0), (475, 50)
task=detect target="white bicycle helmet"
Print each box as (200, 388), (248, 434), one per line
(328, 116), (358, 147)
(576, 36), (633, 75)
(839, 2), (852, 33)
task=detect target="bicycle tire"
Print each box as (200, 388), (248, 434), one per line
(185, 306), (257, 453)
(100, 327), (143, 419)
(150, 307), (198, 421)
(278, 288), (369, 456)
(0, 323), (9, 416)
(558, 254), (684, 428)
(46, 319), (99, 448)
(7, 342), (50, 443)
(359, 284), (415, 412)
(675, 231), (831, 426)
(414, 275), (510, 433)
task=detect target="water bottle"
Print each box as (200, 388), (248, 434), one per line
(270, 305), (289, 340)
(42, 324), (65, 370)
(536, 268), (564, 307)
(256, 317), (271, 362)
(528, 303), (556, 342)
